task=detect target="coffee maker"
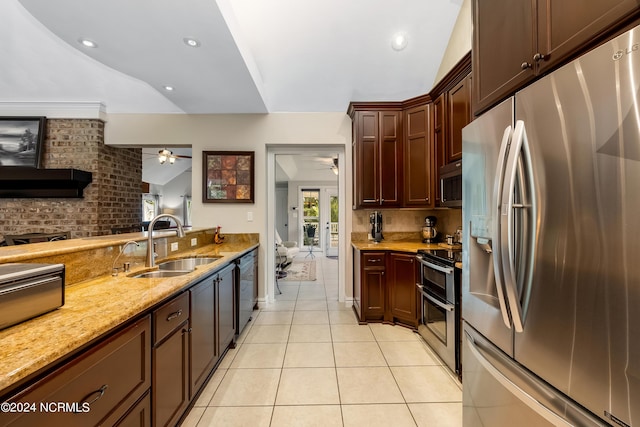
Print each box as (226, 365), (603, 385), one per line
(369, 211), (383, 243)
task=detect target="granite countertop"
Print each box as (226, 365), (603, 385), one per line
(0, 240), (258, 395)
(351, 239), (445, 253)
(352, 239), (464, 270)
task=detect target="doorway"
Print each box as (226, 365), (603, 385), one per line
(267, 145), (346, 304)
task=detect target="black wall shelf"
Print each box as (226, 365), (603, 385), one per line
(0, 168), (93, 198)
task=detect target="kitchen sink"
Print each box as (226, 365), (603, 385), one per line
(130, 270), (193, 279)
(157, 257), (221, 271)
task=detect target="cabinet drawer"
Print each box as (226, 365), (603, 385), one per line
(363, 253), (385, 267)
(153, 292), (189, 345)
(2, 315), (151, 427)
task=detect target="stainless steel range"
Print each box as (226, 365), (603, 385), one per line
(416, 249), (461, 377)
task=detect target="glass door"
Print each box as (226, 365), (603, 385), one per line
(325, 188), (339, 257)
(301, 189), (320, 255)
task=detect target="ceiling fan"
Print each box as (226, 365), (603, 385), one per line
(310, 157), (339, 175)
(158, 148), (192, 165)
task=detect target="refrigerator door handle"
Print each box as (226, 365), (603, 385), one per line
(465, 329), (574, 427)
(491, 125), (514, 328)
(500, 120), (537, 332)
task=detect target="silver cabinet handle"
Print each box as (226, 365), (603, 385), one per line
(167, 309), (183, 321)
(521, 61), (531, 70)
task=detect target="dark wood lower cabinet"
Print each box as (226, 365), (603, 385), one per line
(1, 316), (151, 427)
(388, 252), (418, 328)
(115, 392), (151, 427)
(189, 277), (216, 399)
(353, 249), (418, 328)
(152, 293), (190, 427)
(0, 254), (254, 427)
(216, 263), (236, 355)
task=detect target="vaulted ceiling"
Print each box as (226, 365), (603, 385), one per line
(2, 0), (463, 114)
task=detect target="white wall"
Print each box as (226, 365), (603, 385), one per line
(105, 112), (353, 301)
(433, 0), (471, 84)
(106, 112), (350, 227)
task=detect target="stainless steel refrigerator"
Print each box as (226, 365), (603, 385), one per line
(462, 24), (640, 427)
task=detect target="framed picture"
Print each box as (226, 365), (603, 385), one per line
(203, 151), (254, 203)
(0, 117), (46, 168)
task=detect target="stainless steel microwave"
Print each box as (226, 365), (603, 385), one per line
(440, 161), (462, 207)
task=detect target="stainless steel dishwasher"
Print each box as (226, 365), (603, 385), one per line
(235, 251), (256, 336)
(0, 263), (65, 330)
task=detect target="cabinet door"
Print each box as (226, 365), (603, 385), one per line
(153, 322), (189, 427)
(403, 104), (433, 207)
(361, 252), (386, 321)
(536, 0), (640, 74)
(363, 269), (385, 320)
(2, 317), (151, 427)
(354, 111), (379, 207)
(189, 277), (216, 398)
(432, 94), (447, 205)
(379, 111), (402, 207)
(353, 248), (363, 321)
(447, 75), (471, 163)
(216, 264), (236, 355)
(388, 253), (418, 327)
(114, 392), (151, 427)
(472, 0), (535, 114)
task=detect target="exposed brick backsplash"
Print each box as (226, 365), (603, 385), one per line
(0, 119), (142, 241)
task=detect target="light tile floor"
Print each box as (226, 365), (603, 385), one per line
(182, 255), (462, 427)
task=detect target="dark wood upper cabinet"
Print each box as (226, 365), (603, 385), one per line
(447, 74), (471, 163)
(350, 108), (403, 209)
(379, 111), (403, 207)
(355, 111), (379, 207)
(432, 93), (447, 205)
(473, 0), (640, 115)
(403, 103), (434, 207)
(472, 0), (535, 115)
(537, 0), (640, 74)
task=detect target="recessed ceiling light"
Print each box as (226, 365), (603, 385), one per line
(391, 32), (408, 51)
(78, 38), (98, 48)
(163, 86), (174, 91)
(183, 38), (201, 48)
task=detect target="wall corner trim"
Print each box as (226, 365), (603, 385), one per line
(0, 101), (107, 121)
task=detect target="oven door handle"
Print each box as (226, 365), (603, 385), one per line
(417, 284), (455, 312)
(418, 258), (454, 275)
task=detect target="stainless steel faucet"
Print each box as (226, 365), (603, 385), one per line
(146, 214), (186, 267)
(112, 240), (139, 276)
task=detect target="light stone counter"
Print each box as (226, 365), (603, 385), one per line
(0, 237), (258, 395)
(351, 239), (463, 270)
(351, 240), (442, 253)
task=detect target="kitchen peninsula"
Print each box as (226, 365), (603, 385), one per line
(0, 228), (258, 426)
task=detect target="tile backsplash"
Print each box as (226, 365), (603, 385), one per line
(352, 209), (462, 241)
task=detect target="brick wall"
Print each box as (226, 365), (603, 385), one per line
(0, 119), (142, 240)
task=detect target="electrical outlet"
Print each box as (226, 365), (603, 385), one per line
(170, 242), (179, 252)
(191, 238), (197, 247)
(247, 211), (253, 222)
